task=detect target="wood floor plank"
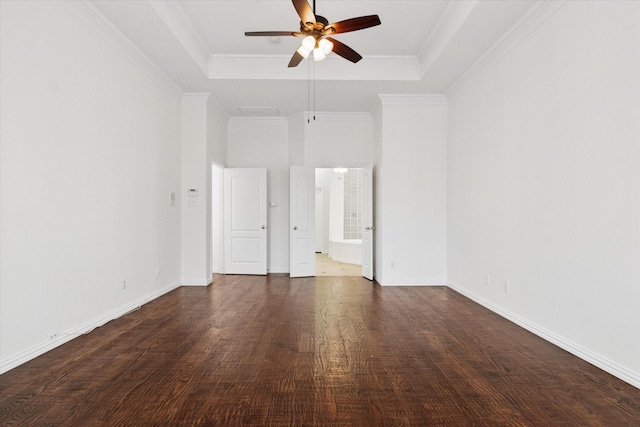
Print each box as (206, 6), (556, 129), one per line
(1, 275), (639, 426)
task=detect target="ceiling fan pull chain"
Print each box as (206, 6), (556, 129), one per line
(307, 59), (311, 123)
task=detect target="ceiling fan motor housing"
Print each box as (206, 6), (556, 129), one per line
(301, 15), (331, 38)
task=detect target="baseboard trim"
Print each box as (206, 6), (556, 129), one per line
(378, 281), (447, 287)
(0, 281), (181, 375)
(181, 278), (213, 287)
(379, 283), (446, 287)
(447, 281), (640, 390)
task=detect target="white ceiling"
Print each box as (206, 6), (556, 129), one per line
(90, 0), (537, 117)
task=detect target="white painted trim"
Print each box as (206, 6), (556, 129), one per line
(447, 281), (640, 390)
(181, 279), (213, 287)
(418, 0), (479, 77)
(378, 94), (448, 107)
(0, 281), (182, 375)
(148, 0), (210, 76)
(208, 54), (420, 81)
(182, 93), (210, 105)
(228, 117), (289, 127)
(379, 283), (446, 287)
(61, 0), (183, 101)
(445, 0), (567, 100)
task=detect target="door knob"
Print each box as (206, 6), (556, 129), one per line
(293, 226), (297, 230)
(261, 225), (266, 229)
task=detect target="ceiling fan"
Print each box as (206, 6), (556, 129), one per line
(245, 0), (381, 67)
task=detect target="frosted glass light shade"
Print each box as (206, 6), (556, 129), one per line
(302, 36), (316, 51)
(319, 38), (333, 55)
(313, 48), (326, 61)
(297, 45), (311, 59)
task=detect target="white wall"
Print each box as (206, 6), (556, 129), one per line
(0, 1), (182, 371)
(227, 118), (290, 273)
(288, 114), (305, 166)
(208, 102), (227, 167)
(447, 1), (640, 387)
(208, 102), (227, 276)
(374, 96), (448, 286)
(182, 96), (227, 283)
(303, 113), (373, 167)
(181, 95), (210, 285)
(372, 102), (384, 280)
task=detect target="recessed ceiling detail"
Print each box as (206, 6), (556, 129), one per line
(238, 107), (280, 116)
(87, 0), (553, 117)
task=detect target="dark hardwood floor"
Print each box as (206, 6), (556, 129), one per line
(1, 275), (639, 426)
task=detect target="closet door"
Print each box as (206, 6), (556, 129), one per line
(223, 168), (267, 275)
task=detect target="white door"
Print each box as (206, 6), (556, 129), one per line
(361, 166), (374, 280)
(223, 168), (267, 275)
(290, 166), (315, 277)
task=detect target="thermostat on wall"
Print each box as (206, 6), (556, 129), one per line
(188, 189), (198, 197)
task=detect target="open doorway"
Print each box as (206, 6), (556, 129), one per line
(315, 168), (363, 276)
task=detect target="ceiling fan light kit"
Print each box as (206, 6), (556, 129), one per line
(245, 0), (381, 67)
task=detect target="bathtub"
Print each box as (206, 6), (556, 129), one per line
(329, 239), (362, 265)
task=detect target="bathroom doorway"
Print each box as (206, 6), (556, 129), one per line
(315, 168), (364, 277)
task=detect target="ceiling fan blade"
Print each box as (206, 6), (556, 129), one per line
(292, 0), (315, 25)
(288, 51), (305, 68)
(245, 31), (298, 37)
(326, 37), (362, 63)
(325, 15), (381, 35)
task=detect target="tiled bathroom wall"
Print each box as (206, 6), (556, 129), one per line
(343, 168), (363, 240)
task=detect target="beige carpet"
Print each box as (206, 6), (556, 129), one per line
(315, 253), (362, 276)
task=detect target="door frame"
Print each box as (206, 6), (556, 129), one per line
(302, 165), (375, 279)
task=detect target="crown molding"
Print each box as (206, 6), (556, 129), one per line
(418, 0), (479, 77)
(228, 117), (289, 127)
(445, 0), (567, 100)
(208, 55), (420, 81)
(61, 0), (183, 101)
(148, 0), (210, 77)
